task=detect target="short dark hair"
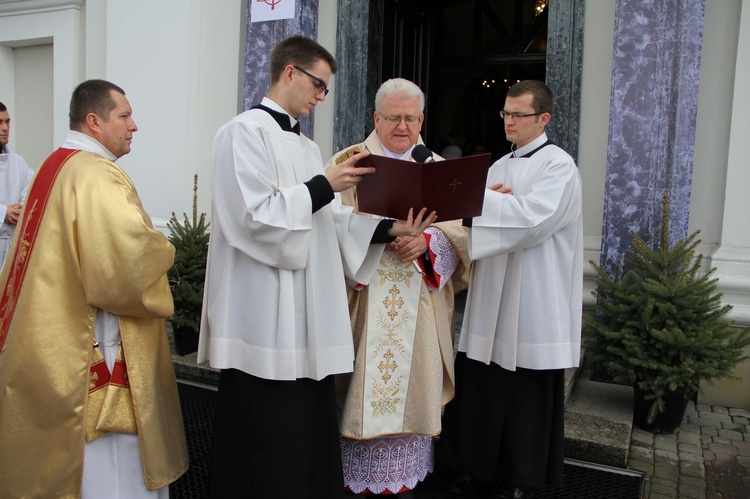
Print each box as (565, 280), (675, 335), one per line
(269, 36), (338, 84)
(0, 102), (6, 112)
(69, 79), (126, 129)
(507, 80), (554, 116)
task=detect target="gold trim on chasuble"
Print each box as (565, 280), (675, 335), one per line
(0, 148), (78, 349)
(362, 250), (421, 437)
(0, 148), (137, 443)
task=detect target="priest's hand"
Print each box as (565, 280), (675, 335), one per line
(489, 183), (513, 194)
(388, 234), (428, 262)
(326, 150), (375, 192)
(4, 203), (22, 225)
(388, 208), (437, 238)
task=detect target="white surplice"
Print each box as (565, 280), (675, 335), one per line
(198, 98), (385, 381)
(0, 145), (34, 267)
(458, 133), (583, 371)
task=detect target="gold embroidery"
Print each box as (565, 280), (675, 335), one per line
(370, 377), (401, 416)
(383, 285), (404, 320)
(378, 349), (398, 383)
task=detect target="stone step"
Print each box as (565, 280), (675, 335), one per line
(564, 361), (634, 468)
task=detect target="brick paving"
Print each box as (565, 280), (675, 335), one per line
(629, 401), (750, 498)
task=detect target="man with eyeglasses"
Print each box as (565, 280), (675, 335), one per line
(325, 78), (470, 498)
(441, 80), (583, 499)
(199, 38), (436, 499)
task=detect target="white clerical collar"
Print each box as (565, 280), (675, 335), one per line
(62, 130), (118, 162)
(377, 137), (415, 160)
(261, 97), (298, 128)
(513, 133), (548, 158)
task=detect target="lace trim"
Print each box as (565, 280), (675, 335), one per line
(341, 434), (434, 494)
(424, 227), (458, 292)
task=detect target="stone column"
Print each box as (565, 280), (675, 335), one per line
(545, 0), (585, 162)
(599, 0), (705, 275)
(243, 0), (319, 137)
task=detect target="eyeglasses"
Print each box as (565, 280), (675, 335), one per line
(380, 114), (422, 125)
(293, 65), (329, 96)
(500, 110), (543, 120)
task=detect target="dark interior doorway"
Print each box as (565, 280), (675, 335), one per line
(380, 0), (548, 162)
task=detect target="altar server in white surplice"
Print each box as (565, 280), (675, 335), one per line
(198, 37), (435, 499)
(0, 101), (34, 268)
(441, 80), (583, 499)
(325, 78), (469, 498)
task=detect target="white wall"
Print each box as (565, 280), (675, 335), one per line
(13, 44), (54, 171)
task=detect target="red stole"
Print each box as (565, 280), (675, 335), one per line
(0, 147), (79, 351)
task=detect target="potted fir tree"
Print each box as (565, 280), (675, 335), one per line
(585, 193), (750, 434)
(167, 175), (210, 356)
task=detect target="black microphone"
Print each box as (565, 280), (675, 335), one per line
(411, 144), (436, 163)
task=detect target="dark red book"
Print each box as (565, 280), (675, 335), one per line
(354, 153), (491, 221)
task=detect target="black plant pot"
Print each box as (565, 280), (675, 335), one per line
(633, 385), (691, 434)
(174, 325), (199, 356)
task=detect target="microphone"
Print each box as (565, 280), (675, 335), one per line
(411, 144), (436, 163)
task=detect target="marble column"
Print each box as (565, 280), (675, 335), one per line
(599, 0), (705, 275)
(545, 0), (585, 162)
(332, 0), (382, 153)
(243, 0), (319, 138)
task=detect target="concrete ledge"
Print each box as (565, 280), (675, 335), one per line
(564, 370), (634, 468)
(173, 352), (220, 386)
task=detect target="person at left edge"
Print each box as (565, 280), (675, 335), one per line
(0, 79), (188, 498)
(198, 36), (436, 499)
(0, 101), (34, 269)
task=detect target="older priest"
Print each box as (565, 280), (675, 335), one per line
(326, 78), (469, 497)
(0, 79), (188, 498)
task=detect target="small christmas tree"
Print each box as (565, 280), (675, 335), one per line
(167, 175), (210, 342)
(585, 193), (750, 425)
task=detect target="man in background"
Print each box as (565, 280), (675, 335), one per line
(441, 80), (583, 499)
(326, 78), (469, 498)
(0, 79), (188, 498)
(0, 101), (34, 268)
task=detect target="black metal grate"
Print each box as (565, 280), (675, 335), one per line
(172, 382), (644, 499)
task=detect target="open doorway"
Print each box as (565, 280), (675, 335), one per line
(380, 0), (548, 162)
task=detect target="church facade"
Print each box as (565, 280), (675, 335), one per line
(1, 0), (748, 405)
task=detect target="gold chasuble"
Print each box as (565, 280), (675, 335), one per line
(0, 148), (188, 497)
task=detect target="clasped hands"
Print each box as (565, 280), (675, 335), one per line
(325, 150), (437, 240)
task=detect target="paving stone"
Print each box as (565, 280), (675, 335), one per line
(679, 475), (706, 490)
(630, 445), (654, 463)
(632, 431), (656, 447)
(708, 442), (740, 456)
(700, 426), (718, 437)
(680, 459), (706, 479)
(678, 430), (702, 445)
(653, 460), (680, 481)
(713, 436), (732, 445)
(654, 434), (678, 452)
(649, 493), (675, 499)
(678, 443), (703, 456)
(696, 404), (712, 413)
(680, 452), (706, 464)
(648, 481), (678, 497)
(729, 408), (750, 418)
(733, 416), (749, 425)
(697, 412), (733, 423)
(690, 417), (723, 430)
(703, 450), (716, 461)
(718, 429), (744, 441)
(628, 458), (653, 475)
(712, 406), (729, 414)
(677, 483), (707, 499)
(654, 449), (678, 461)
(722, 422), (746, 433)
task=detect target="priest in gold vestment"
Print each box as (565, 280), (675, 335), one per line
(325, 79), (469, 497)
(0, 80), (188, 498)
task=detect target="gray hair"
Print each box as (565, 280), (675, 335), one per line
(374, 78), (425, 113)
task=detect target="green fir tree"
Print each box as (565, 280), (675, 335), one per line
(585, 193), (750, 423)
(167, 175), (210, 334)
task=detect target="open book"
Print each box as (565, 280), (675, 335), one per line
(354, 153), (491, 221)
